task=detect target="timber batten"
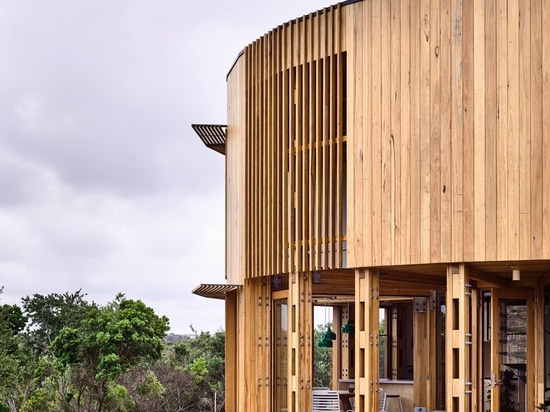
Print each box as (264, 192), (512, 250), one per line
(240, 4), (348, 280)
(191, 124), (227, 155)
(192, 283), (240, 300)
(192, 0), (550, 410)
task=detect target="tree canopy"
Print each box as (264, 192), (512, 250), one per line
(0, 289), (226, 412)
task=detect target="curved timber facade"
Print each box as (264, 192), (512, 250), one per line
(194, 0), (550, 411)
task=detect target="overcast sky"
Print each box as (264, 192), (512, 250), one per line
(0, 0), (332, 334)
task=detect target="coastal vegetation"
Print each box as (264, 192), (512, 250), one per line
(0, 288), (225, 412)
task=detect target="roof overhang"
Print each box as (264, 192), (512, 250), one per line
(192, 283), (241, 300)
(191, 124), (226, 155)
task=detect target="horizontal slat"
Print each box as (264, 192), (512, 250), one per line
(191, 283), (240, 300)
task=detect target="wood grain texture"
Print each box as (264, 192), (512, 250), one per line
(225, 0), (550, 274)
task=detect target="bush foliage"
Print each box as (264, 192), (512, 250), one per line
(0, 289), (225, 412)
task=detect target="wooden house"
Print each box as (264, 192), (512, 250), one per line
(193, 0), (550, 410)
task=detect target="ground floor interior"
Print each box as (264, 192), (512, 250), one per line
(221, 262), (550, 411)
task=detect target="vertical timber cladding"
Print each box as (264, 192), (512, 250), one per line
(226, 54), (247, 286)
(243, 4), (347, 279)
(354, 269), (380, 412)
(288, 272), (313, 412)
(347, 0), (550, 269)
(445, 264), (472, 412)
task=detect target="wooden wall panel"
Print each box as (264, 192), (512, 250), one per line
(344, 0), (550, 267)
(226, 57), (246, 284)
(542, 2), (550, 254)
(225, 0), (550, 278)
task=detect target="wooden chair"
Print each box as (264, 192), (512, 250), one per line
(312, 389), (342, 412)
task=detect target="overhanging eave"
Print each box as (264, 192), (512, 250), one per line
(191, 124), (226, 155)
(192, 283), (241, 300)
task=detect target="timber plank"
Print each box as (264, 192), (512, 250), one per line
(399, 0), (412, 265)
(430, 0), (442, 262)
(473, 0), (486, 261)
(440, 0), (452, 262)
(485, 0), (498, 261)
(390, 0), (402, 264)
(531, 0), (543, 258)
(519, 0), (532, 259)
(381, 0), (392, 265)
(543, 0), (550, 253)
(420, 0), (431, 263)
(410, 0), (422, 263)
(462, 0), (475, 262)
(496, 0), (509, 260)
(507, 0), (520, 260)
(362, 0), (373, 266)
(371, 0), (382, 266)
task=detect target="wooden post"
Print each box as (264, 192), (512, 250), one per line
(333, 305), (344, 387)
(225, 292), (237, 412)
(288, 272), (313, 412)
(391, 305), (398, 380)
(445, 264), (472, 411)
(413, 293), (437, 410)
(534, 283), (546, 408)
(337, 304), (355, 382)
(354, 268), (380, 412)
(243, 278), (271, 410)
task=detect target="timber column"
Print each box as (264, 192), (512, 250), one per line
(243, 277), (271, 410)
(354, 268), (380, 411)
(445, 264), (472, 411)
(288, 272), (313, 411)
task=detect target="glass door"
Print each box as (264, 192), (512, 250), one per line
(498, 298), (527, 412)
(273, 292), (288, 412)
(485, 289), (532, 412)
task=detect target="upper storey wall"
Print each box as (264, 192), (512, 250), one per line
(226, 0), (550, 280)
(227, 4), (348, 280)
(347, 0), (550, 267)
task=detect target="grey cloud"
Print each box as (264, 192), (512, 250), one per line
(0, 0), (330, 333)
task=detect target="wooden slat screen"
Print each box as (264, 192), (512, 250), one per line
(227, 0), (550, 279)
(243, 5), (347, 279)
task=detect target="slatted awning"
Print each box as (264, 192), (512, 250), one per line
(192, 283), (241, 300)
(191, 124), (226, 155)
